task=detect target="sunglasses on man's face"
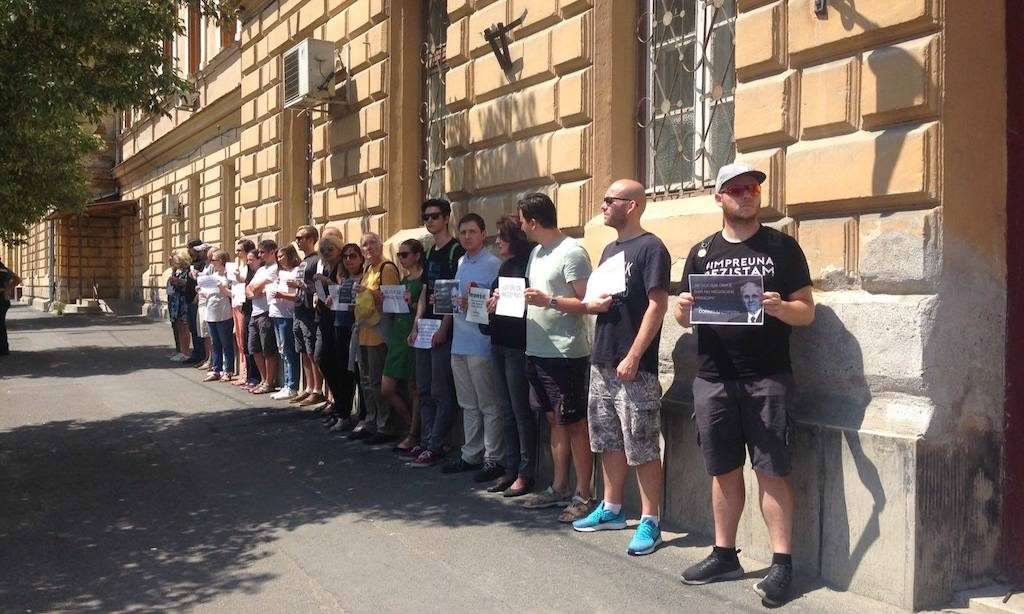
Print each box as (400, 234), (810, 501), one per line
(719, 183), (761, 198)
(422, 212), (444, 222)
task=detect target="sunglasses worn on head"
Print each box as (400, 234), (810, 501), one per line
(720, 183), (761, 198)
(422, 212), (444, 222)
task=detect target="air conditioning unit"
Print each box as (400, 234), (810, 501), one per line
(282, 38), (336, 109)
(162, 192), (180, 219)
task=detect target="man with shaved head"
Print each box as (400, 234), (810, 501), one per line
(573, 179), (671, 558)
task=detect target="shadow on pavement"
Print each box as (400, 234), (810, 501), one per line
(0, 406), (563, 613)
(2, 345), (182, 378)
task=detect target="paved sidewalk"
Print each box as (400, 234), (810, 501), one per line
(0, 305), (906, 613)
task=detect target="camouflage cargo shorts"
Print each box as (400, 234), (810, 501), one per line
(587, 365), (663, 466)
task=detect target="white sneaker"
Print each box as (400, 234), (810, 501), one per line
(270, 387), (295, 400)
(170, 353), (187, 362)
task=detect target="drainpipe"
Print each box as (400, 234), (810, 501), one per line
(47, 218), (55, 304)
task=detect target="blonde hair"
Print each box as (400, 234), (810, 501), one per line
(318, 235), (344, 258)
(211, 249), (230, 264)
(171, 249), (191, 269)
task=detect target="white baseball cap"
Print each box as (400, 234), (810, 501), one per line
(714, 162), (766, 193)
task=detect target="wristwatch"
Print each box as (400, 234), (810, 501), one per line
(548, 296), (558, 309)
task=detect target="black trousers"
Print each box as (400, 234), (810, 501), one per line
(314, 314), (356, 413)
(0, 298), (9, 354)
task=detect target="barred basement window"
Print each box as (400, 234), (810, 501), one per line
(640, 0), (736, 197)
(420, 0), (450, 200)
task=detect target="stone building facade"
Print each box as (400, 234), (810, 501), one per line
(2, 0), (1016, 609)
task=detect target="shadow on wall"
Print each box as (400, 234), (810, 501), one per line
(791, 305), (884, 590)
(663, 301), (886, 588)
(0, 407), (565, 613)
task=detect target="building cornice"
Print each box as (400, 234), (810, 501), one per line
(113, 87), (240, 182)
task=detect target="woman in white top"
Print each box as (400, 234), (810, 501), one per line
(202, 250), (235, 382)
(195, 245), (217, 371)
(269, 245), (301, 399)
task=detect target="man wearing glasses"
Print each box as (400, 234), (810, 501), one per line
(673, 163), (814, 606)
(288, 226), (326, 407)
(571, 179), (670, 558)
(409, 198), (465, 467)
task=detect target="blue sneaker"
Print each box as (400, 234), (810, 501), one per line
(627, 518), (662, 556)
(572, 502), (627, 532)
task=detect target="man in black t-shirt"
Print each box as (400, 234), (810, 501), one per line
(674, 163), (814, 606)
(575, 179), (670, 557)
(408, 198), (466, 467)
(288, 225), (325, 407)
(184, 239), (206, 363)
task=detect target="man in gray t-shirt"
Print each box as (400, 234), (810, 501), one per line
(515, 193), (596, 524)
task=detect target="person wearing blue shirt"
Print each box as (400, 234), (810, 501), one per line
(442, 213), (507, 483)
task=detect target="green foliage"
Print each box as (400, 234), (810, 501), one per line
(0, 0), (231, 243)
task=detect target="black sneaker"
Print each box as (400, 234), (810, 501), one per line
(363, 432), (397, 446)
(680, 548), (744, 585)
(753, 563), (792, 606)
(441, 457), (481, 474)
(473, 461), (505, 483)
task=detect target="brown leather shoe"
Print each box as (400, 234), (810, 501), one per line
(298, 392), (325, 407)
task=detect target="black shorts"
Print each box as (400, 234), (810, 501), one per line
(247, 313), (278, 355)
(526, 355), (590, 426)
(293, 310), (317, 355)
(693, 374), (793, 477)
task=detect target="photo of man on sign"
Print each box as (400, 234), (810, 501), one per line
(688, 274), (765, 325)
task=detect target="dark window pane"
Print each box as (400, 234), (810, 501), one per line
(651, 112), (694, 191)
(709, 22), (735, 98)
(704, 101), (735, 180)
(653, 0), (696, 42)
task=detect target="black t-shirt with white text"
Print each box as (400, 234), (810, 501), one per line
(423, 238), (465, 320)
(680, 226), (811, 381)
(592, 233), (672, 374)
(295, 253), (320, 314)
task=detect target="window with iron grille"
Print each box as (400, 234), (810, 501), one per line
(640, 0), (736, 197)
(421, 0), (449, 200)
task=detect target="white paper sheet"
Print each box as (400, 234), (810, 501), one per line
(231, 283), (246, 307)
(381, 284), (408, 314)
(496, 277), (526, 318)
(328, 284), (347, 311)
(412, 318), (441, 349)
(315, 261), (328, 302)
(197, 273), (221, 290)
(466, 286), (490, 324)
(583, 251), (626, 303)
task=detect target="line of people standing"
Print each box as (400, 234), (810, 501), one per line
(164, 162), (813, 607)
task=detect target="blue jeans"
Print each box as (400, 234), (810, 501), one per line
(272, 316), (299, 391)
(493, 345), (536, 479)
(208, 319), (235, 375)
(416, 340), (456, 453)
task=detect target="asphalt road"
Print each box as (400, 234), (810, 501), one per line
(0, 305), (903, 613)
